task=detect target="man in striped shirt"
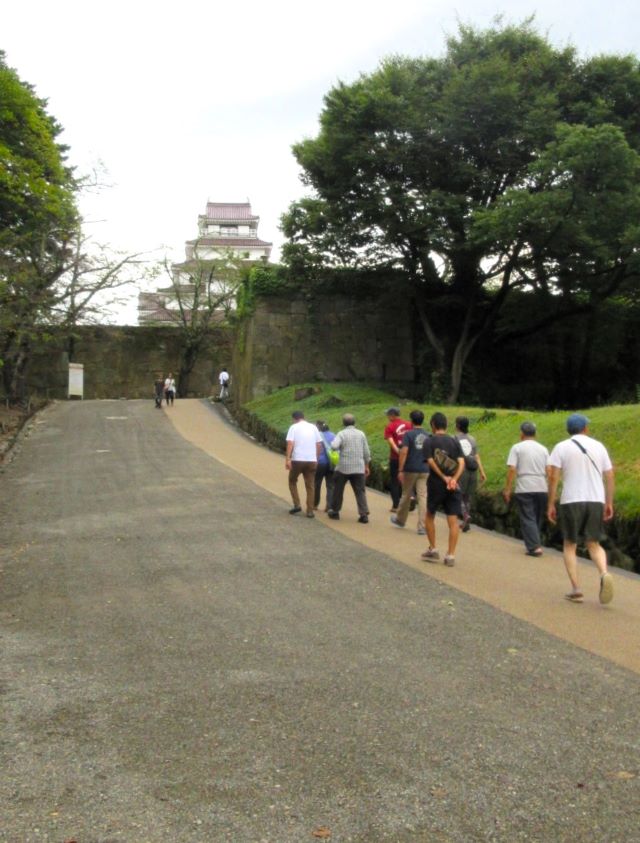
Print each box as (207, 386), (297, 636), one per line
(327, 414), (371, 523)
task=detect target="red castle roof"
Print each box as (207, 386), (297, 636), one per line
(204, 202), (258, 221)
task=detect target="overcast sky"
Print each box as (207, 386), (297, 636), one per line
(3, 0), (639, 322)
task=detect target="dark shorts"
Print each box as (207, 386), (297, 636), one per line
(427, 479), (463, 517)
(560, 502), (605, 544)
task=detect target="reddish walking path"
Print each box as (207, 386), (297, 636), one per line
(167, 399), (640, 675)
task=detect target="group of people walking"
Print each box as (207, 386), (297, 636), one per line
(285, 407), (615, 605)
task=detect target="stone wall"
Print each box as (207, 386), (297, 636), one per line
(20, 292), (414, 403)
(232, 294), (415, 404)
(25, 325), (233, 400)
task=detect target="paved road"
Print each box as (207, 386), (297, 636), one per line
(1, 399), (639, 842)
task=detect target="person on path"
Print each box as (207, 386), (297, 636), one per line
(422, 412), (465, 567)
(285, 410), (322, 518)
(314, 420), (336, 512)
(454, 416), (486, 532)
(547, 413), (615, 605)
(219, 368), (230, 401)
(502, 421), (550, 557)
(154, 375), (165, 408)
(328, 414), (371, 523)
(390, 409), (429, 535)
(384, 407), (411, 512)
(164, 373), (176, 406)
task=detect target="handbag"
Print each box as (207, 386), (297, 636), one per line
(433, 447), (458, 476)
(322, 433), (339, 468)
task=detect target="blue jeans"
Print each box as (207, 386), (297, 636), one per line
(515, 492), (548, 552)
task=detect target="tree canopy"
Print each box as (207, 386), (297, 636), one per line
(281, 20), (640, 402)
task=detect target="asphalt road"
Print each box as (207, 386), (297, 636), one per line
(1, 399), (639, 842)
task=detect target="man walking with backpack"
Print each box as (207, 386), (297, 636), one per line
(454, 416), (487, 532)
(422, 412), (465, 567)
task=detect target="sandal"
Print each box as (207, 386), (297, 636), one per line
(564, 591), (584, 603)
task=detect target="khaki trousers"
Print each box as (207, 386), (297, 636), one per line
(289, 461), (317, 513)
(395, 472), (427, 527)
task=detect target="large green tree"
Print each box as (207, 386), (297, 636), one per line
(0, 50), (78, 400)
(282, 21), (640, 402)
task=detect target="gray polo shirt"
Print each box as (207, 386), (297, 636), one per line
(506, 439), (549, 493)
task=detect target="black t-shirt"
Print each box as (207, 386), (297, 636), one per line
(401, 428), (430, 473)
(425, 433), (463, 486)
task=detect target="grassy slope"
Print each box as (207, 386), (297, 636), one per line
(245, 383), (640, 518)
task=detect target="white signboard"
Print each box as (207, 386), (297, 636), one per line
(68, 362), (84, 399)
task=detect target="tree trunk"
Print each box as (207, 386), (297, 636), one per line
(177, 342), (199, 398)
(446, 333), (479, 404)
(9, 339), (31, 404)
(67, 333), (76, 363)
(415, 298), (448, 399)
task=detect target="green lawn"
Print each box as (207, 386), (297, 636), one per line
(244, 382), (640, 518)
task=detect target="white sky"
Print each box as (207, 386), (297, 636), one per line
(3, 0), (639, 322)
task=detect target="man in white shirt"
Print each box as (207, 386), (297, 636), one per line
(285, 410), (322, 517)
(503, 421), (550, 557)
(219, 368), (230, 400)
(547, 414), (615, 605)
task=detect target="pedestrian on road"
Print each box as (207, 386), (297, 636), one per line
(547, 414), (615, 605)
(502, 421), (550, 557)
(154, 375), (165, 408)
(390, 409), (429, 535)
(314, 420), (336, 512)
(384, 407), (411, 512)
(454, 416), (486, 532)
(164, 372), (176, 406)
(328, 414), (371, 523)
(285, 410), (323, 518)
(422, 412), (465, 567)
(219, 368), (230, 401)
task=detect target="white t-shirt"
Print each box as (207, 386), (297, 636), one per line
(506, 439), (549, 494)
(219, 371), (229, 386)
(286, 420), (322, 461)
(548, 434), (613, 504)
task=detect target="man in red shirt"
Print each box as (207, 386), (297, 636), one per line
(384, 407), (411, 512)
